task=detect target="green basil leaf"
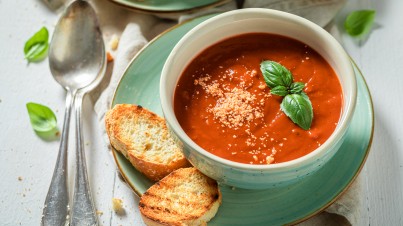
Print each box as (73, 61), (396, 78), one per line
(280, 94), (313, 130)
(290, 82), (305, 94)
(24, 27), (49, 62)
(270, 86), (289, 96)
(344, 10), (376, 37)
(26, 102), (57, 132)
(260, 60), (293, 88)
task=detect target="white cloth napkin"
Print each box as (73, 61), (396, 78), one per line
(92, 0), (360, 225)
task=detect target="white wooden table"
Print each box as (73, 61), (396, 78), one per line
(1, 0), (402, 225)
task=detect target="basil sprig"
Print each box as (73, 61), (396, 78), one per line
(26, 102), (57, 132)
(344, 10), (376, 37)
(260, 60), (313, 130)
(24, 27), (49, 62)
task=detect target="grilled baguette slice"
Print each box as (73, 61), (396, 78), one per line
(139, 167), (222, 226)
(105, 104), (189, 181)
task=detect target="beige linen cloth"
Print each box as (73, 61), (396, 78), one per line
(82, 0), (363, 225)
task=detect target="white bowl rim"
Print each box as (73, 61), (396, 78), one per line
(160, 8), (357, 171)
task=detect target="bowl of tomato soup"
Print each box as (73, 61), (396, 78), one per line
(160, 9), (356, 189)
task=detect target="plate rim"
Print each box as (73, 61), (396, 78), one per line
(108, 0), (231, 16)
(109, 14), (374, 225)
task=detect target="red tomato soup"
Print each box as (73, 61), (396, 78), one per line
(174, 33), (342, 164)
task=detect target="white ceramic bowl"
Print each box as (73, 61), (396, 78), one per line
(160, 8), (357, 189)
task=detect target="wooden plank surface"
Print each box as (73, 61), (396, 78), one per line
(0, 0), (402, 225)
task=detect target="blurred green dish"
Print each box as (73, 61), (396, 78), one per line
(108, 0), (230, 15)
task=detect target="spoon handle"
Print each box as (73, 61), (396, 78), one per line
(41, 90), (75, 226)
(70, 93), (98, 226)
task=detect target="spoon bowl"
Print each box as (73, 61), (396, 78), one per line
(49, 0), (105, 91)
(41, 1), (105, 226)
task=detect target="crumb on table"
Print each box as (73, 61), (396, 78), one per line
(112, 198), (125, 214)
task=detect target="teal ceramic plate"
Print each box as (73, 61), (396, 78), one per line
(111, 14), (374, 225)
(108, 0), (231, 15)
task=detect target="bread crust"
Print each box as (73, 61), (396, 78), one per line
(139, 168), (222, 226)
(105, 104), (190, 181)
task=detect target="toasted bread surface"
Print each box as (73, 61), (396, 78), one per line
(105, 104), (189, 181)
(139, 167), (222, 226)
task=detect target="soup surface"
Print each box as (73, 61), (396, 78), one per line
(174, 33), (342, 164)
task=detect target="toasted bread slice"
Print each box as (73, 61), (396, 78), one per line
(139, 167), (222, 226)
(105, 104), (189, 181)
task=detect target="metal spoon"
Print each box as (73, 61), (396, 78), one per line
(41, 1), (105, 225)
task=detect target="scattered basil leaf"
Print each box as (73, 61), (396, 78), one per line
(290, 82), (305, 94)
(260, 60), (293, 88)
(280, 94), (313, 130)
(270, 86), (289, 96)
(26, 102), (57, 132)
(344, 10), (376, 37)
(24, 27), (49, 62)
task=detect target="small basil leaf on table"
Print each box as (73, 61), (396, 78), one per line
(24, 27), (49, 62)
(290, 82), (305, 94)
(260, 60), (293, 88)
(344, 10), (376, 37)
(270, 86), (289, 96)
(280, 94), (313, 130)
(26, 102), (57, 132)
